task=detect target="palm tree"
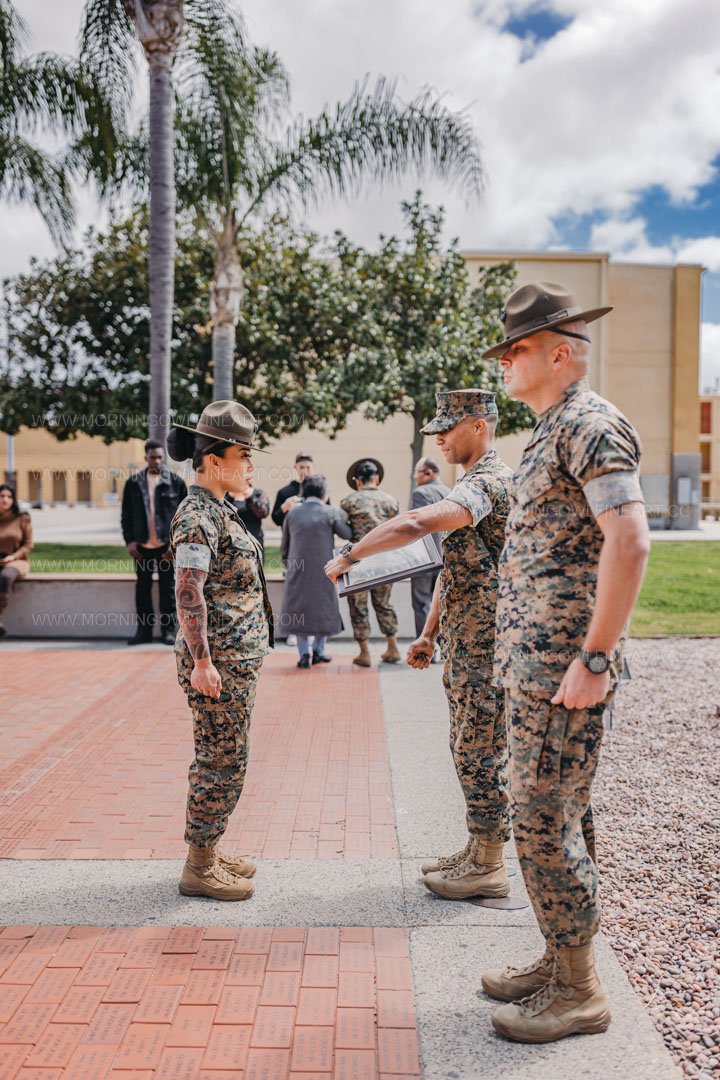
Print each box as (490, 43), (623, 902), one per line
(131, 8), (485, 399)
(0, 0), (116, 241)
(81, 0), (221, 443)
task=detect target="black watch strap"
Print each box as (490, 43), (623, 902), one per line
(340, 543), (360, 564)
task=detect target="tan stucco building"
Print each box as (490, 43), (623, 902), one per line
(700, 395), (720, 510)
(1, 251), (703, 529)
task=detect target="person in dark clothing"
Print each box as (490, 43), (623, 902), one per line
(121, 440), (188, 645)
(271, 452), (314, 527)
(229, 488), (270, 554)
(410, 457), (450, 639)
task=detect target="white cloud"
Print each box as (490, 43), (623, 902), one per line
(7, 0), (720, 385)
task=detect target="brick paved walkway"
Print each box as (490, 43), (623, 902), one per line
(0, 925), (418, 1079)
(0, 653), (396, 861)
(0, 648), (416, 1079)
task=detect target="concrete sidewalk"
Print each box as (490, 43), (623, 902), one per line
(0, 642), (680, 1079)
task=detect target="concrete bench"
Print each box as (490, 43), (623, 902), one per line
(3, 573), (419, 640)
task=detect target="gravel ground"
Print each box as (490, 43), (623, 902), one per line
(595, 638), (719, 1080)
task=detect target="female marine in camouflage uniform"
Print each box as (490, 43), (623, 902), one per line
(168, 401), (273, 902)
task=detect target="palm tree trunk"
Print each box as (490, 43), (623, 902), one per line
(211, 213), (244, 400)
(133, 1), (184, 445)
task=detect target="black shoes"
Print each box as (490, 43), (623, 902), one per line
(297, 654), (311, 669)
(312, 652), (332, 664)
(127, 632), (152, 646)
(161, 631), (176, 645)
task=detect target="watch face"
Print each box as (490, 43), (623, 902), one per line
(589, 654), (609, 674)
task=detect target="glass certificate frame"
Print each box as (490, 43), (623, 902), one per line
(336, 536), (443, 597)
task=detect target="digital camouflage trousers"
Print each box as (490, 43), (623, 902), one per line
(176, 649), (263, 848)
(443, 654), (511, 843)
(347, 584), (398, 641)
(505, 685), (611, 946)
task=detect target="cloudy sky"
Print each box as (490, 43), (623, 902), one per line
(10, 0), (720, 388)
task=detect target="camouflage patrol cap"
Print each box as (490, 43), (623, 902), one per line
(420, 389), (499, 435)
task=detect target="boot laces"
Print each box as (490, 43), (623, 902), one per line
(437, 843), (470, 869)
(506, 947), (556, 979)
(519, 975), (573, 1016)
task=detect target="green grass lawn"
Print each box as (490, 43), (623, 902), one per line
(28, 541), (719, 636)
(30, 543), (283, 575)
(630, 541), (720, 637)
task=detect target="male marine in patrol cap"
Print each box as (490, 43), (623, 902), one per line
(326, 391), (514, 899)
(478, 282), (650, 1043)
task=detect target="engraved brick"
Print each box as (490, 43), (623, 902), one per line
(337, 972), (375, 1009)
(73, 952), (122, 986)
(250, 1005), (294, 1048)
(304, 929), (339, 956)
(134, 984), (183, 1024)
(155, 1046), (204, 1079)
(0, 983), (27, 1023)
(339, 942), (374, 972)
(334, 1048), (377, 1080)
(150, 954), (196, 986)
(0, 1002), (55, 1043)
(375, 957), (412, 992)
(52, 984), (105, 1024)
(377, 1028), (421, 1075)
(376, 990), (416, 1029)
(114, 1023), (169, 1069)
(166, 1004), (216, 1047)
(202, 1024), (251, 1070)
(180, 970), (225, 1006)
(162, 928), (204, 955)
(258, 972), (302, 1007)
(236, 929), (272, 954)
(64, 1042), (117, 1079)
(267, 942), (304, 972)
(81, 1003), (135, 1045)
(290, 1026), (334, 1072)
(244, 1048), (292, 1080)
(215, 985), (260, 1026)
(335, 1008), (375, 1050)
(296, 988), (336, 1027)
(23, 1023), (85, 1067)
(225, 954), (266, 986)
(301, 956), (338, 988)
(103, 967), (152, 1003)
(192, 940), (234, 971)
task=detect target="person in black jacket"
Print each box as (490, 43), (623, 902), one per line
(229, 487), (270, 556)
(271, 452), (314, 527)
(121, 440), (188, 645)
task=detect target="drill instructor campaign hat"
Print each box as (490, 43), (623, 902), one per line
(171, 400), (269, 452)
(346, 458), (385, 487)
(481, 281), (613, 359)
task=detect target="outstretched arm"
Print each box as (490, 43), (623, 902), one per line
(325, 500), (470, 583)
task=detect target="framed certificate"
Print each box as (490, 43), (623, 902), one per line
(336, 536), (442, 597)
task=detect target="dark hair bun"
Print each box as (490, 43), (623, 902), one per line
(167, 427), (195, 462)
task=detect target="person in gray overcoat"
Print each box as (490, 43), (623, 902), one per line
(281, 473), (352, 668)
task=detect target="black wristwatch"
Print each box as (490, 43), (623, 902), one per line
(579, 649), (611, 675)
(339, 543), (360, 564)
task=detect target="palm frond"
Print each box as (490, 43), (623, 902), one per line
(0, 132), (74, 242)
(79, 0), (137, 128)
(244, 76), (484, 221)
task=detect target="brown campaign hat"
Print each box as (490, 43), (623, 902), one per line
(421, 389), (498, 435)
(171, 400), (269, 452)
(346, 458), (384, 487)
(481, 281), (612, 359)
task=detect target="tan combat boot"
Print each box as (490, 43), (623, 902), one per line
(491, 941), (611, 1043)
(215, 848), (256, 878)
(178, 844), (254, 901)
(423, 838), (509, 900)
(421, 837), (472, 876)
(380, 635), (401, 663)
(353, 641), (372, 667)
(481, 943), (556, 1001)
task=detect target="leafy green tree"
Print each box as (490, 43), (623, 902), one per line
(0, 211), (368, 444)
(0, 0), (116, 240)
(124, 7), (485, 399)
(334, 192), (534, 481)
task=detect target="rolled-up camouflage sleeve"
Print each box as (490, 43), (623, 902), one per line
(170, 510), (220, 567)
(446, 478), (492, 527)
(563, 412), (645, 518)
